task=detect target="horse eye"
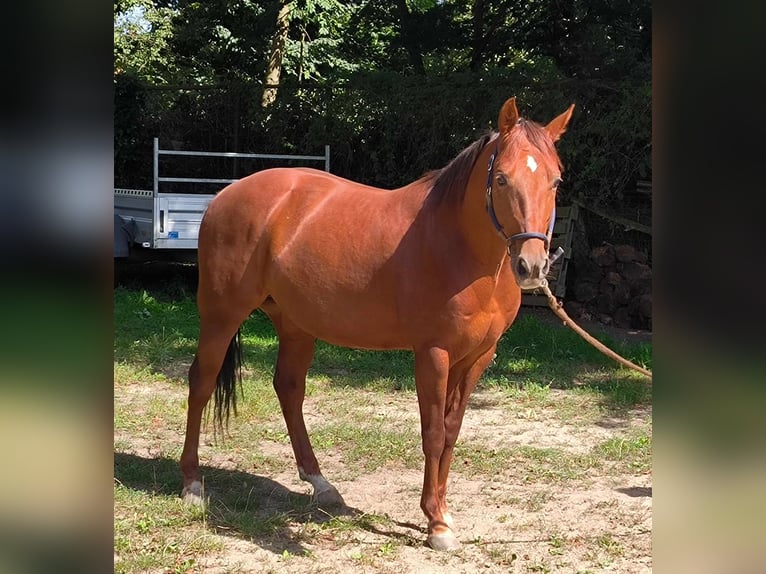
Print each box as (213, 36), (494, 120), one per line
(552, 177), (563, 189)
(496, 174), (507, 186)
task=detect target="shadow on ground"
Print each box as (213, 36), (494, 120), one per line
(114, 452), (426, 555)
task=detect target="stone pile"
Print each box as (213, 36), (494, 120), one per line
(565, 243), (652, 330)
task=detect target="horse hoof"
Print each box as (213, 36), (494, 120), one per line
(181, 481), (205, 507)
(427, 531), (461, 551)
(315, 485), (346, 508)
(299, 468), (346, 508)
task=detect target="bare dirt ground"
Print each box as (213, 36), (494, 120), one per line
(208, 397), (649, 574)
(115, 378), (651, 574)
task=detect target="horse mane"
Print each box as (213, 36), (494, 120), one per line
(424, 119), (559, 207)
(424, 131), (496, 207)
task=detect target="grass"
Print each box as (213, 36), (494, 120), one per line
(492, 313), (652, 377)
(114, 282), (651, 573)
(452, 440), (648, 484)
(114, 287), (651, 397)
(114, 483), (221, 574)
(595, 433), (652, 473)
(311, 422), (421, 474)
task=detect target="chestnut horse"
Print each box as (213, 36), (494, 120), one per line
(180, 97), (575, 550)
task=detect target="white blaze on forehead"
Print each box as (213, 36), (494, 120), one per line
(526, 155), (538, 173)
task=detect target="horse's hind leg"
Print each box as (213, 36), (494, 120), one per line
(179, 312), (248, 504)
(264, 304), (345, 507)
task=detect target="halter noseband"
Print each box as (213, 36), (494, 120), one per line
(485, 143), (556, 254)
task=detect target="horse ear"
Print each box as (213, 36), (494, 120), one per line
(545, 103), (575, 142)
(498, 97), (519, 134)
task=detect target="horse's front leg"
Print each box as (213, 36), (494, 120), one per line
(414, 346), (457, 550)
(437, 345), (499, 532)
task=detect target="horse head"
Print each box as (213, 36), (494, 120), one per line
(488, 97), (575, 290)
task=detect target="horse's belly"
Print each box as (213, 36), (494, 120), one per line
(269, 289), (411, 350)
(265, 276), (518, 355)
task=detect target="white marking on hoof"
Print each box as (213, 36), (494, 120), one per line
(527, 154), (538, 173)
(443, 512), (454, 529)
(427, 530), (461, 551)
(298, 467), (346, 507)
(181, 480), (205, 507)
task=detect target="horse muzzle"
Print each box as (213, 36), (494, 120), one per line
(512, 243), (563, 290)
(513, 254), (549, 290)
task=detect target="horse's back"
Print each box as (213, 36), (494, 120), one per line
(206, 167), (401, 226)
(197, 168), (431, 346)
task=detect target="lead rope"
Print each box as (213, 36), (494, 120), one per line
(539, 278), (652, 381)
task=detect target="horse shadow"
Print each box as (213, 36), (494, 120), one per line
(114, 452), (423, 555)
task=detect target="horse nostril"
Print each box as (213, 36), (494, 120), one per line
(517, 257), (529, 278)
(542, 257), (550, 275)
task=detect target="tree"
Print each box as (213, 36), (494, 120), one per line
(114, 0), (652, 221)
(262, 0), (294, 107)
(262, 0), (359, 106)
(114, 0), (176, 83)
(468, 0), (486, 72)
(395, 0), (426, 73)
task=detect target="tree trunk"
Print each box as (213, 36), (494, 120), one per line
(469, 0), (486, 72)
(262, 0), (292, 108)
(395, 0), (425, 74)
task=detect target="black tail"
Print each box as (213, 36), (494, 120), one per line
(213, 329), (243, 437)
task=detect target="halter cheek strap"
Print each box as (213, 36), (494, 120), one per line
(485, 144), (556, 253)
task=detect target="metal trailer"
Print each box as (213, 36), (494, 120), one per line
(114, 138), (330, 257)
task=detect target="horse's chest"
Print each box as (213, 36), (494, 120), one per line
(439, 280), (520, 350)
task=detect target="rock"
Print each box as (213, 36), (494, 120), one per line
(577, 259), (605, 284)
(614, 244), (638, 263)
(613, 282), (631, 305)
(621, 261), (652, 283)
(564, 300), (584, 318)
(622, 262), (652, 294)
(596, 291), (615, 314)
(574, 281), (599, 303)
(604, 271), (623, 286)
(639, 293), (652, 318)
(613, 306), (632, 328)
(598, 313), (613, 326)
(591, 244), (615, 267)
(599, 277), (614, 295)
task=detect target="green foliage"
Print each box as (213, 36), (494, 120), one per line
(114, 0), (177, 83)
(113, 0), (651, 240)
(560, 79), (651, 207)
(284, 0), (359, 81)
(596, 433), (652, 472)
(114, 483), (219, 573)
(168, 0), (271, 83)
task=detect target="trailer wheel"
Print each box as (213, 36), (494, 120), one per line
(114, 214), (136, 258)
